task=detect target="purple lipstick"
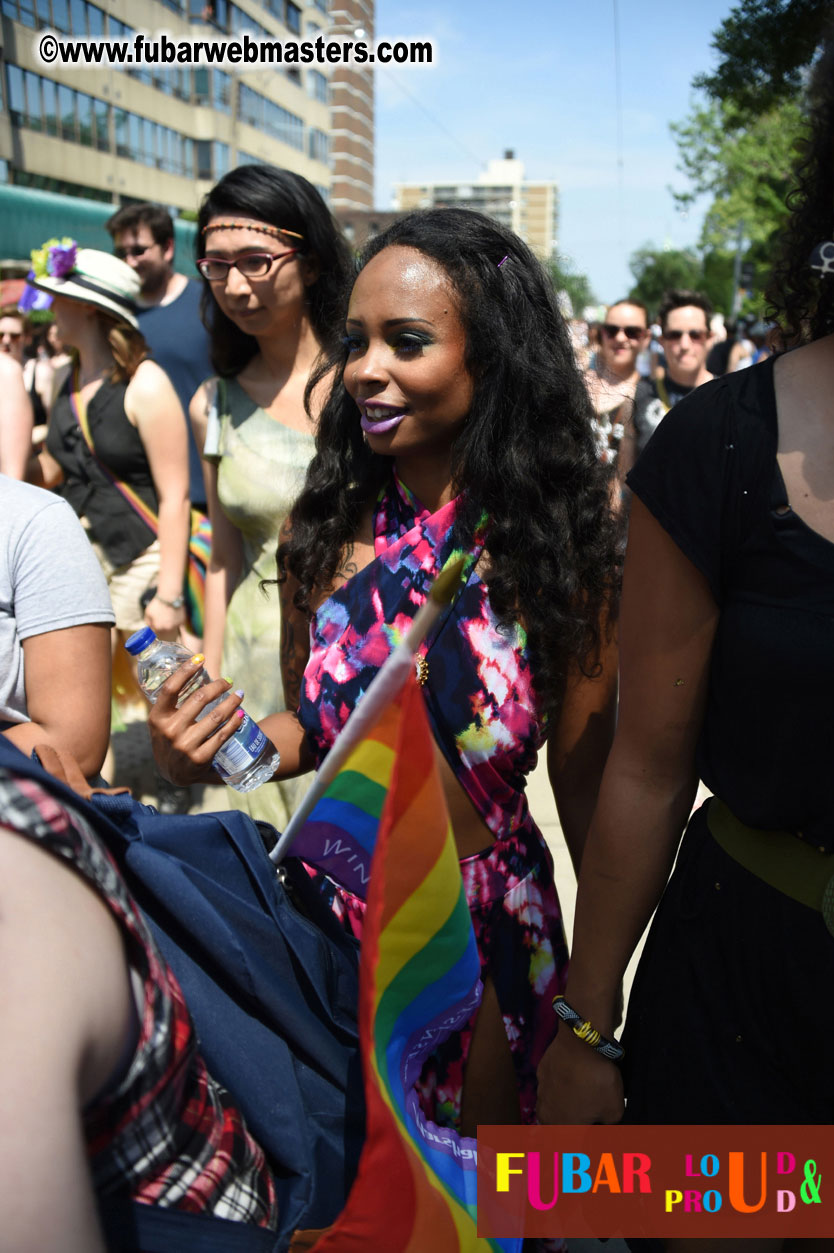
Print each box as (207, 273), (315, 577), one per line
(359, 401), (408, 434)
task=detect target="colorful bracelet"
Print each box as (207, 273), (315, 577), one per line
(552, 995), (625, 1061)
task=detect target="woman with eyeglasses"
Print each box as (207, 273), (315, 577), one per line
(189, 164), (352, 829)
(538, 40), (834, 1177)
(584, 299), (650, 484)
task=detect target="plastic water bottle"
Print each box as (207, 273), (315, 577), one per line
(125, 627), (280, 793)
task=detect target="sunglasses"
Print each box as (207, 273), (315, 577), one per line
(663, 328), (708, 343)
(114, 244), (152, 260)
(601, 323), (645, 340)
(196, 250), (299, 281)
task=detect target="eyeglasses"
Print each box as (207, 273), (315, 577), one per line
(114, 244), (152, 260)
(196, 250), (299, 281)
(601, 323), (645, 340)
(663, 328), (708, 343)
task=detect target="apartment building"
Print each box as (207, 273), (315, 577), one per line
(0, 0), (374, 216)
(395, 151), (558, 260)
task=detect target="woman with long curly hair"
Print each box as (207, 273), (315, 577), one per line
(150, 207), (619, 1133)
(189, 164), (352, 827)
(538, 35), (834, 1181)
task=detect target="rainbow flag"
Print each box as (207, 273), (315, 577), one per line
(308, 675), (522, 1253)
(290, 701), (399, 899)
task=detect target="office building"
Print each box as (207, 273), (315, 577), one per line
(0, 0), (374, 217)
(395, 151), (558, 260)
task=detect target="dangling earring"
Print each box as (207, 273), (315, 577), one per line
(808, 240), (834, 275)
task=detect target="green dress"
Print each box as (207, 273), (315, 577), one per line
(206, 377), (316, 830)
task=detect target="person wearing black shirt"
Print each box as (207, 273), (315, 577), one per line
(538, 38), (834, 1165)
(627, 289), (714, 467)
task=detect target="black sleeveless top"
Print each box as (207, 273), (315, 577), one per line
(627, 356), (834, 850)
(47, 376), (158, 568)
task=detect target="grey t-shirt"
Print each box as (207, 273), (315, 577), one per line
(0, 475), (114, 725)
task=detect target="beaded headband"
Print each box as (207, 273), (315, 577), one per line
(201, 220), (304, 241)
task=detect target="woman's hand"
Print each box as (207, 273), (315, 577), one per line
(536, 1029), (624, 1126)
(147, 658), (244, 786)
(143, 594), (187, 641)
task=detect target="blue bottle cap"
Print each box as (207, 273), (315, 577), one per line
(125, 626), (157, 655)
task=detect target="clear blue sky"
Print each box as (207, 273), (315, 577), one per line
(374, 0), (737, 305)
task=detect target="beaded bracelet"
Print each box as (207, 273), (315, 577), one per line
(552, 995), (625, 1062)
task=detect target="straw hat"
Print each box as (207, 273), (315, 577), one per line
(28, 240), (140, 330)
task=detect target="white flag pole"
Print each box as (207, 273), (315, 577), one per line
(269, 556), (465, 865)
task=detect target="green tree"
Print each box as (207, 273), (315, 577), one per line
(671, 96), (804, 253)
(627, 246), (702, 316)
(547, 255), (596, 318)
(694, 0), (830, 113)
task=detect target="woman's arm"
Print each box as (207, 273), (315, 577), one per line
(0, 355), (34, 480)
(190, 380), (243, 677)
(2, 624), (112, 779)
(537, 497), (719, 1125)
(0, 814), (132, 1252)
(147, 523), (316, 786)
(126, 361), (190, 639)
(546, 615), (618, 873)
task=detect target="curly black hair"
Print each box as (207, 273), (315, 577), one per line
(767, 37), (834, 345)
(195, 164), (354, 376)
(279, 207), (619, 716)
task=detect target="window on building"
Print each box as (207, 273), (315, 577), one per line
(309, 70), (328, 103)
(86, 3), (103, 36)
(93, 95), (109, 150)
(286, 68), (301, 86)
(51, 0), (69, 29)
(196, 139), (213, 180)
(69, 0), (85, 33)
(308, 128), (328, 165)
(114, 108), (129, 157)
(285, 1), (300, 33)
(11, 168), (113, 200)
(42, 78), (58, 135)
(5, 66), (25, 126)
(4, 0), (36, 27)
(76, 91), (93, 146)
(213, 141), (230, 179)
(213, 69), (232, 111)
(312, 0), (327, 13)
(173, 67), (191, 100)
(58, 83), (75, 140)
(34, 0), (50, 27)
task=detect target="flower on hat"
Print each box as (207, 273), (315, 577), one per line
(48, 239), (77, 277)
(18, 281), (53, 314)
(30, 237), (78, 280)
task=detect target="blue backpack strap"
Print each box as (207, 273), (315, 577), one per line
(98, 1194), (282, 1252)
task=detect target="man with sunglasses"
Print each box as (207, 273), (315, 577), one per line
(630, 288), (714, 464)
(105, 203), (213, 513)
(585, 299), (650, 478)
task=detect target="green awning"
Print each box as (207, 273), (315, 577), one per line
(0, 185), (198, 275)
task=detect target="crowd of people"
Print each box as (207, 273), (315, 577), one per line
(0, 31), (832, 1253)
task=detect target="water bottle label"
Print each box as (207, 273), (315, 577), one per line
(214, 713), (267, 777)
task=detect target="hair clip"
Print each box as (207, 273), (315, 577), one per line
(497, 255), (509, 269)
(201, 221), (304, 241)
